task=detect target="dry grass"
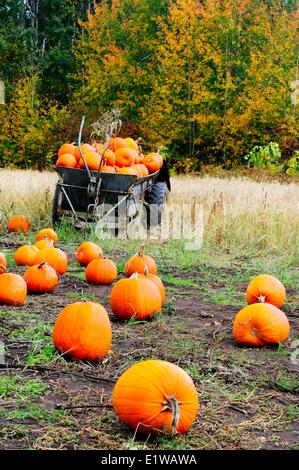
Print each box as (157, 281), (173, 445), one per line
(0, 169), (298, 257)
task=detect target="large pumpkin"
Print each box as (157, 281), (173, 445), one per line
(77, 241), (103, 266)
(246, 274), (286, 308)
(79, 151), (101, 171)
(142, 154), (162, 173)
(124, 137), (139, 152)
(112, 360), (198, 435)
(8, 215), (30, 234)
(125, 246), (157, 277)
(36, 228), (58, 245)
(110, 274), (161, 320)
(24, 262), (58, 293)
(52, 302), (112, 361)
(0, 273), (27, 305)
(115, 147), (135, 167)
(233, 303), (290, 347)
(56, 154), (77, 168)
(35, 247), (68, 275)
(85, 257), (117, 285)
(14, 245), (39, 266)
(58, 143), (75, 158)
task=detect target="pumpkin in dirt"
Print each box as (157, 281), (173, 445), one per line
(34, 238), (54, 250)
(246, 274), (286, 308)
(139, 267), (165, 304)
(112, 359), (198, 435)
(85, 257), (118, 285)
(0, 251), (6, 275)
(58, 143), (75, 158)
(110, 274), (161, 320)
(14, 245), (39, 266)
(52, 302), (112, 361)
(36, 228), (58, 245)
(115, 147), (135, 167)
(35, 247), (68, 275)
(125, 246), (157, 277)
(0, 273), (27, 305)
(24, 262), (58, 293)
(77, 241), (103, 266)
(8, 215), (30, 234)
(56, 154), (77, 168)
(233, 303), (290, 347)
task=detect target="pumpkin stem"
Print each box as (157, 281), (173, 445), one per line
(0, 264), (6, 274)
(130, 272), (139, 279)
(258, 295), (266, 303)
(37, 261), (46, 270)
(144, 265), (149, 276)
(139, 245), (145, 257)
(162, 394), (180, 434)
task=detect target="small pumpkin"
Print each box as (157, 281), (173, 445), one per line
(14, 245), (39, 266)
(109, 137), (127, 152)
(116, 167), (138, 175)
(124, 137), (139, 152)
(58, 143), (75, 158)
(246, 274), (286, 308)
(125, 246), (157, 277)
(24, 262), (58, 293)
(35, 247), (68, 275)
(110, 274), (161, 320)
(0, 252), (7, 268)
(36, 228), (58, 245)
(103, 149), (116, 166)
(136, 163), (149, 177)
(34, 238), (54, 250)
(233, 303), (290, 347)
(112, 359), (198, 435)
(77, 241), (103, 266)
(139, 266), (165, 304)
(85, 257), (117, 285)
(8, 215), (30, 234)
(142, 154), (162, 173)
(115, 147), (135, 167)
(79, 151), (101, 171)
(56, 153), (77, 168)
(0, 273), (27, 305)
(52, 302), (112, 361)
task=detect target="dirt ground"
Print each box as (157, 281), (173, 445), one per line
(0, 240), (298, 450)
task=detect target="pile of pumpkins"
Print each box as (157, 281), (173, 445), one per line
(0, 217), (292, 437)
(55, 137), (164, 178)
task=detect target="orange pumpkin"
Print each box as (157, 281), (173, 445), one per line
(109, 137), (127, 152)
(135, 163), (149, 177)
(8, 215), (30, 234)
(85, 257), (118, 285)
(0, 252), (7, 268)
(74, 143), (96, 162)
(14, 245), (39, 266)
(116, 167), (138, 175)
(0, 273), (27, 305)
(93, 142), (104, 153)
(148, 152), (163, 166)
(125, 246), (157, 277)
(100, 159), (116, 173)
(56, 154), (77, 168)
(110, 274), (161, 320)
(233, 303), (290, 347)
(142, 154), (162, 173)
(36, 228), (58, 245)
(246, 274), (286, 308)
(24, 262), (58, 293)
(112, 359), (198, 435)
(139, 267), (165, 304)
(58, 143), (75, 158)
(52, 302), (112, 361)
(124, 137), (139, 152)
(35, 247), (68, 275)
(103, 149), (116, 166)
(77, 241), (103, 266)
(79, 151), (101, 171)
(34, 238), (54, 250)
(115, 147), (135, 167)
(131, 164), (142, 178)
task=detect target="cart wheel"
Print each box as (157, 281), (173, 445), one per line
(52, 184), (62, 224)
(144, 181), (168, 227)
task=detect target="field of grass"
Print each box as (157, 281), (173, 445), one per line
(0, 169), (298, 450)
